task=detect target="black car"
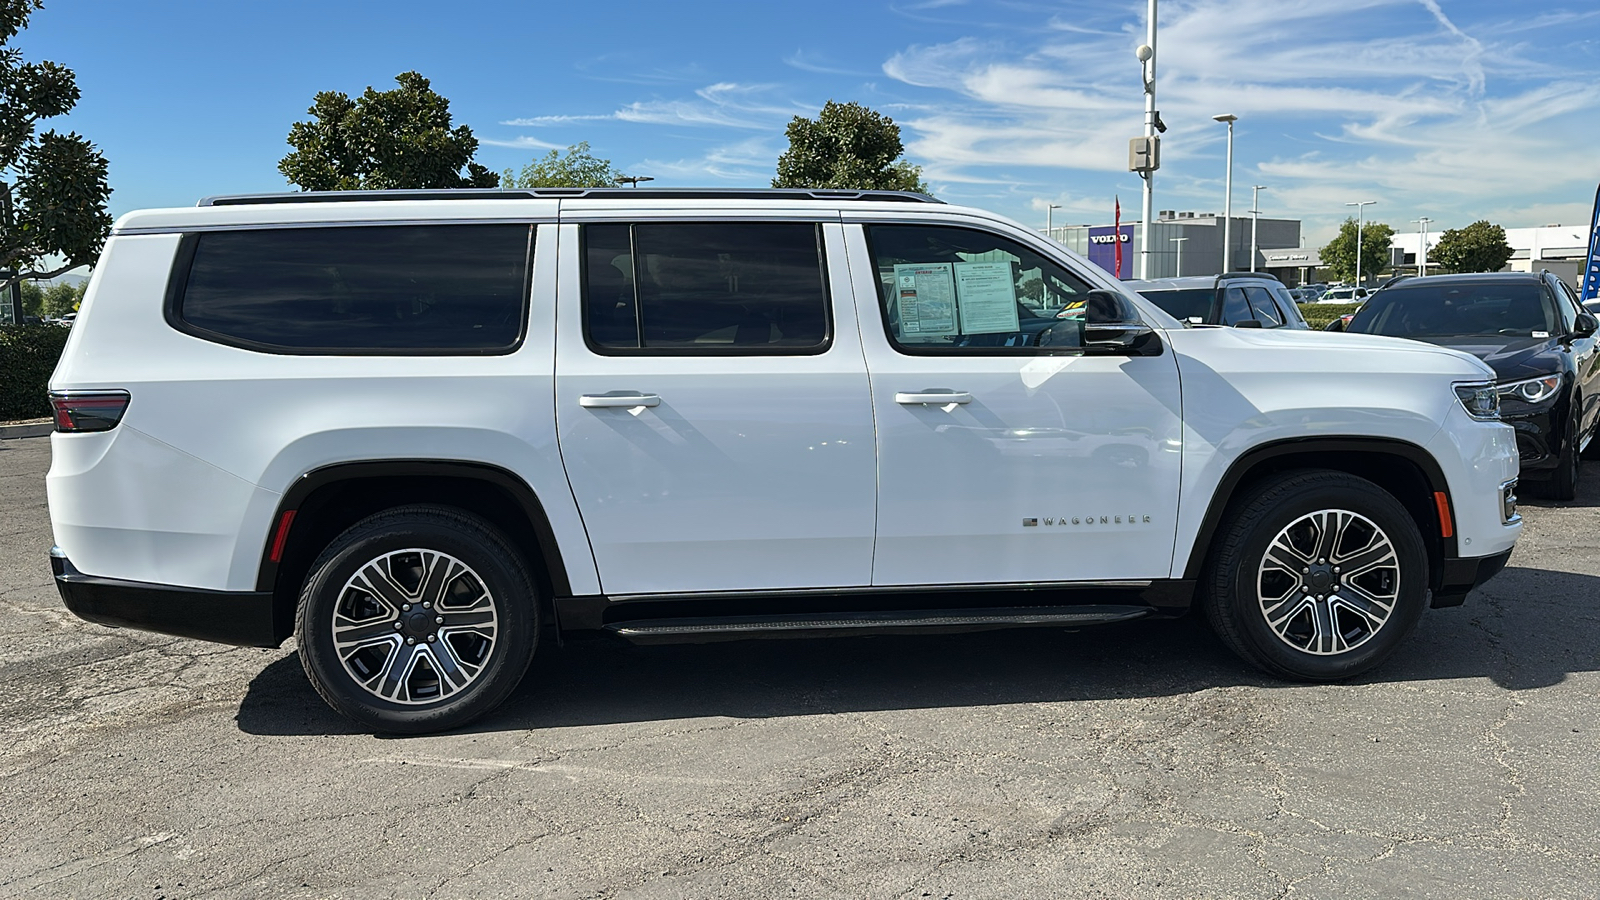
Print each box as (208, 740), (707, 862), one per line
(1123, 271), (1310, 329)
(1337, 272), (1600, 499)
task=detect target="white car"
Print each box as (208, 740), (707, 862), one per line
(1319, 287), (1370, 303)
(47, 188), (1521, 733)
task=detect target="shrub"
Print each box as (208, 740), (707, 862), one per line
(1300, 302), (1364, 330)
(0, 325), (70, 420)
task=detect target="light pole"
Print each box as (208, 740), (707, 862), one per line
(1249, 185), (1266, 272)
(1411, 216), (1432, 276)
(1137, 0), (1158, 279)
(1346, 199), (1377, 287)
(1213, 113), (1237, 272)
(1170, 236), (1188, 277)
(1046, 203), (1061, 240)
(615, 175), (655, 188)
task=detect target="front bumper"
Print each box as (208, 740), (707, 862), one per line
(52, 549), (282, 648)
(1430, 547), (1514, 608)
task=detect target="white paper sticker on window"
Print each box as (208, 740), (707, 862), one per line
(954, 261), (1021, 334)
(893, 263), (958, 337)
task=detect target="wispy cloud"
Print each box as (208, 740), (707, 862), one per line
(478, 135), (566, 150)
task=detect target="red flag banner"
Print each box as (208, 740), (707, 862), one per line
(1114, 196), (1123, 278)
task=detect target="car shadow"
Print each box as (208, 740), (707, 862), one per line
(235, 560), (1599, 737)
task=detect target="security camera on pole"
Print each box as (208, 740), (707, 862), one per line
(1130, 0), (1163, 279)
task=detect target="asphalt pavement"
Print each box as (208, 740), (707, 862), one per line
(1, 434), (1596, 898)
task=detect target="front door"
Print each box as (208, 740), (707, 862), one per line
(555, 218), (877, 596)
(845, 220), (1183, 586)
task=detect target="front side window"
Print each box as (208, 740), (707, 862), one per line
(1242, 285), (1285, 327)
(175, 224), (531, 354)
(865, 224), (1095, 353)
(583, 222), (830, 354)
(1220, 287), (1254, 326)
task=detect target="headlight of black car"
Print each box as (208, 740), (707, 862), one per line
(1497, 373), (1562, 406)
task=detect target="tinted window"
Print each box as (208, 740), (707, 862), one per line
(1220, 287), (1253, 325)
(583, 222), (829, 353)
(1242, 285), (1284, 326)
(865, 224), (1095, 353)
(177, 225), (530, 353)
(1140, 288), (1214, 322)
(1348, 282), (1556, 338)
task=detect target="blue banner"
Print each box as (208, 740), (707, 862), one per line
(1584, 183), (1600, 303)
(1087, 226), (1133, 279)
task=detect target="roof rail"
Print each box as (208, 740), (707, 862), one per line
(198, 187), (944, 207)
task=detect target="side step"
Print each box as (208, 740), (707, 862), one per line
(602, 605), (1154, 645)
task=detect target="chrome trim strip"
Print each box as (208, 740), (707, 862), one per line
(605, 580), (1154, 604)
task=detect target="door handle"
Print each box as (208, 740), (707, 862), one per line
(579, 392), (661, 408)
(895, 390), (973, 405)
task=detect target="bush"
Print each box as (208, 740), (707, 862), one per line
(1300, 302), (1364, 330)
(0, 325), (70, 420)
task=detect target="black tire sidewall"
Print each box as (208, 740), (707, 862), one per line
(1216, 476), (1428, 681)
(296, 512), (538, 733)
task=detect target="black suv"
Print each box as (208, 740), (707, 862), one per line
(1124, 272), (1309, 329)
(1337, 272), (1600, 499)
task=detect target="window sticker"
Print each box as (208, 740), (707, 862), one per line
(953, 262), (1022, 334)
(892, 263), (958, 337)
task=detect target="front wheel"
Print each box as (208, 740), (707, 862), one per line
(295, 505), (539, 734)
(1202, 470), (1428, 681)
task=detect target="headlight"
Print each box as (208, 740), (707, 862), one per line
(1454, 382), (1500, 419)
(1497, 373), (1562, 405)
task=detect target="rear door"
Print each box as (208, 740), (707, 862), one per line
(554, 212), (878, 596)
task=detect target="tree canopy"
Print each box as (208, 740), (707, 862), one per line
(501, 142), (618, 188)
(278, 71), (498, 191)
(0, 0), (113, 324)
(1431, 220), (1514, 274)
(773, 101), (929, 194)
(1320, 218), (1396, 284)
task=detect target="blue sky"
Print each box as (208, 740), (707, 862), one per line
(18, 0), (1600, 248)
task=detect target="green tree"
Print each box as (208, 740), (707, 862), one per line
(502, 141), (618, 188)
(278, 71), (498, 191)
(773, 101), (929, 194)
(0, 0), (113, 325)
(1320, 218), (1396, 284)
(17, 279), (40, 316)
(1431, 220), (1514, 273)
(42, 279), (80, 315)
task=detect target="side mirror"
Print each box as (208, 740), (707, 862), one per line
(1574, 312), (1598, 338)
(1324, 318), (1346, 332)
(1083, 289), (1157, 353)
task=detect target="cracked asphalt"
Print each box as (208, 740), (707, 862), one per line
(2, 434), (1597, 898)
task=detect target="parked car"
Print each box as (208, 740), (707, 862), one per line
(1318, 286), (1370, 303)
(1124, 272), (1309, 329)
(1336, 271), (1599, 499)
(48, 187), (1520, 733)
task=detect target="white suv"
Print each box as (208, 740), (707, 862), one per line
(47, 188), (1521, 733)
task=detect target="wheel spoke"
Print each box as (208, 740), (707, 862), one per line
(440, 608), (496, 628)
(417, 551), (460, 608)
(333, 617), (401, 652)
(1337, 541), (1397, 578)
(352, 560), (413, 613)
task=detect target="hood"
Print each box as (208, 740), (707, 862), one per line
(1167, 321), (1497, 380)
(1409, 334), (1566, 382)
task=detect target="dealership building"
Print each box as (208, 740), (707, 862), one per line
(1045, 210), (1305, 282)
(1390, 224), (1592, 289)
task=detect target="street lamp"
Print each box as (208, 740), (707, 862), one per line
(1346, 199), (1377, 287)
(1170, 236), (1188, 277)
(1249, 185), (1266, 273)
(615, 175), (655, 188)
(1213, 113), (1237, 272)
(1046, 203), (1061, 240)
(1136, 0), (1159, 279)
(1411, 217), (1433, 277)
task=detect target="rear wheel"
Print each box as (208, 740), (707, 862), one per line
(1202, 470), (1428, 681)
(295, 505), (539, 734)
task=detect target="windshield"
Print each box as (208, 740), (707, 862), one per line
(1137, 288), (1214, 321)
(1347, 282), (1556, 337)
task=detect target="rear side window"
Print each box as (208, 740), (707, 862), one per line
(583, 222), (830, 354)
(172, 225), (532, 354)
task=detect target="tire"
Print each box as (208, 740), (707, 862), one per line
(1536, 414), (1580, 501)
(1201, 469), (1428, 682)
(295, 505), (540, 734)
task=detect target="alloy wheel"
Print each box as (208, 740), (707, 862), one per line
(1256, 509), (1400, 655)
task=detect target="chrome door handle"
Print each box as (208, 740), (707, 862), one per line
(579, 392), (661, 408)
(895, 390), (973, 405)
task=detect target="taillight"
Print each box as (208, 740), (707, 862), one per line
(50, 391), (131, 433)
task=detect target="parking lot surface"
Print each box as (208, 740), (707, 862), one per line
(2, 434), (1597, 898)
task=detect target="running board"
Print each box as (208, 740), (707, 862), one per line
(602, 605), (1155, 644)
